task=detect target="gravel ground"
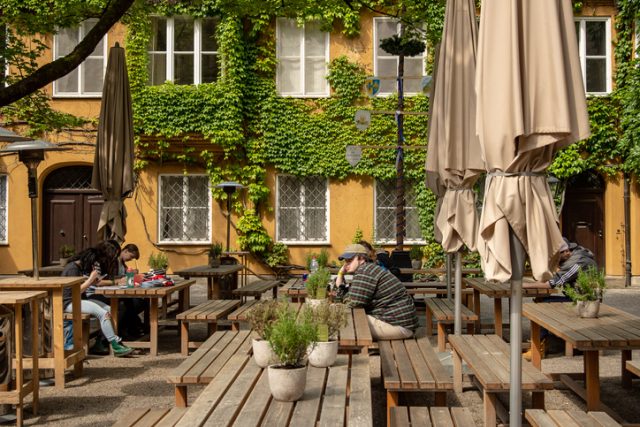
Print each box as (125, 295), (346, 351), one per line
(13, 280), (640, 426)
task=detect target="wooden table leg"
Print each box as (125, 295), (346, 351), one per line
(622, 350), (632, 389)
(484, 390), (497, 427)
(584, 350), (600, 411)
(175, 385), (187, 407)
(71, 286), (83, 378)
(532, 391), (545, 409)
(387, 391), (398, 427)
(150, 299), (159, 356)
(531, 321), (542, 370)
(210, 277), (221, 300)
(474, 290), (481, 333)
(452, 349), (462, 393)
(31, 300), (39, 416)
(52, 291), (65, 389)
(15, 304), (23, 426)
(494, 298), (503, 338)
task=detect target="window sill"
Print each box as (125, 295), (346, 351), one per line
(157, 241), (212, 246)
(52, 94), (102, 99)
(277, 241), (331, 246)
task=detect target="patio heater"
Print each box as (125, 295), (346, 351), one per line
(215, 181), (244, 253)
(0, 138), (66, 280)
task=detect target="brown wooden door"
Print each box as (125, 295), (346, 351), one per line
(42, 166), (103, 266)
(561, 173), (605, 268)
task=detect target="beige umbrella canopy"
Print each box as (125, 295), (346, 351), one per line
(426, 0), (484, 254)
(92, 43), (135, 242)
(475, 0), (590, 283)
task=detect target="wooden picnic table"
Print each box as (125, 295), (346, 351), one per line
(399, 267), (483, 276)
(174, 264), (243, 299)
(0, 277), (85, 389)
(464, 277), (558, 336)
(232, 279), (280, 302)
(175, 353), (371, 427)
(523, 302), (640, 414)
(0, 290), (46, 426)
(228, 301), (373, 352)
(525, 409), (621, 427)
(94, 279), (195, 356)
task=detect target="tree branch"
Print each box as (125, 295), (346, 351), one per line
(0, 0), (135, 107)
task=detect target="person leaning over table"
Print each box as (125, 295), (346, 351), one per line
(61, 243), (134, 357)
(337, 243), (419, 340)
(114, 243), (148, 340)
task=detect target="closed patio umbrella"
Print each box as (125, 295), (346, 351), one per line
(475, 1), (590, 425)
(92, 43), (135, 242)
(426, 0), (483, 334)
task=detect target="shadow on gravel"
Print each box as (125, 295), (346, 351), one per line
(121, 379), (176, 397)
(34, 395), (123, 424)
(79, 366), (141, 382)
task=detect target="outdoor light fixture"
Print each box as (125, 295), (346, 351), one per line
(547, 175), (566, 216)
(0, 138), (66, 279)
(215, 181), (244, 253)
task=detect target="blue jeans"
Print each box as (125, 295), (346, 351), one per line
(64, 299), (118, 344)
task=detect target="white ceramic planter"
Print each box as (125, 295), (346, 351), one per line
(305, 298), (324, 308)
(411, 260), (422, 270)
(267, 365), (307, 401)
(252, 338), (277, 368)
(576, 300), (600, 318)
(307, 340), (338, 368)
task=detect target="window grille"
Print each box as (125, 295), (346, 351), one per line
(159, 175), (210, 243)
(0, 175), (7, 243)
(375, 180), (423, 243)
(277, 176), (328, 242)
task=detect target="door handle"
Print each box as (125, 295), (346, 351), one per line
(83, 234), (88, 240)
(576, 221), (591, 228)
(59, 229), (65, 236)
(598, 230), (603, 238)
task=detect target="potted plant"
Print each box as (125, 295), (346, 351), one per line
(305, 267), (331, 307)
(244, 300), (282, 367)
(59, 244), (75, 266)
(305, 301), (348, 367)
(267, 305), (317, 401)
(208, 242), (223, 268)
(148, 251), (169, 271)
(564, 266), (606, 318)
(409, 245), (423, 269)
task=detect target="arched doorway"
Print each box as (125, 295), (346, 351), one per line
(42, 166), (103, 266)
(561, 170), (605, 267)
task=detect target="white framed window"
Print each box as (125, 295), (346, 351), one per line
(374, 179), (423, 244)
(53, 19), (107, 97)
(373, 17), (427, 96)
(148, 16), (219, 85)
(158, 174), (211, 243)
(0, 175), (7, 244)
(575, 18), (612, 94)
(276, 175), (329, 243)
(276, 18), (330, 97)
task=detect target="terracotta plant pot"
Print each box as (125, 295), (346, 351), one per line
(576, 300), (601, 318)
(268, 364), (307, 401)
(307, 340), (338, 368)
(252, 338), (277, 368)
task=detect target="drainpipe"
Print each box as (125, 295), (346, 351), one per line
(624, 172), (632, 287)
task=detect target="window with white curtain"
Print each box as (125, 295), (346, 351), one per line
(53, 19), (106, 96)
(373, 17), (426, 96)
(0, 175), (7, 243)
(148, 16), (219, 85)
(276, 175), (329, 243)
(375, 179), (423, 243)
(159, 175), (211, 243)
(575, 18), (611, 94)
(276, 18), (329, 97)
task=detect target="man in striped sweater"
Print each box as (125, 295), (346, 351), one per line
(338, 244), (419, 340)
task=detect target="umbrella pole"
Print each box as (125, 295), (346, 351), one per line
(446, 253), (453, 300)
(509, 229), (526, 427)
(454, 251), (462, 335)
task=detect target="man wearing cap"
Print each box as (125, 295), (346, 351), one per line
(338, 243), (419, 340)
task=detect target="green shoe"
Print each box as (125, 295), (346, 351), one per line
(110, 340), (134, 357)
(89, 339), (110, 356)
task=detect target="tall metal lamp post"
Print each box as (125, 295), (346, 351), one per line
(215, 181), (244, 253)
(0, 138), (65, 279)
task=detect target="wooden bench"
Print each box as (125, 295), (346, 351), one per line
(449, 335), (553, 427)
(425, 299), (478, 351)
(390, 406), (476, 427)
(626, 359), (640, 378)
(175, 299), (242, 355)
(113, 407), (187, 427)
(525, 409), (621, 427)
(232, 280), (280, 302)
(228, 300), (259, 331)
(174, 353), (371, 427)
(62, 312), (91, 355)
(166, 329), (253, 406)
(379, 327), (453, 425)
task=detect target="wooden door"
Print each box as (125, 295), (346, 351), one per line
(42, 167), (103, 266)
(561, 172), (605, 268)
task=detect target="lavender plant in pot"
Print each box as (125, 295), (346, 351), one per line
(564, 266), (606, 318)
(305, 301), (348, 368)
(267, 304), (317, 401)
(244, 300), (281, 367)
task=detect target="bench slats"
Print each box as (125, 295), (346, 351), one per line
(389, 407), (474, 427)
(525, 409), (622, 427)
(626, 359), (640, 377)
(353, 309), (373, 346)
(404, 338), (436, 389)
(200, 330), (252, 382)
(448, 335), (502, 389)
(380, 341), (401, 389)
(546, 410), (582, 427)
(430, 407), (454, 427)
(167, 331), (227, 383)
(414, 333), (452, 388)
(263, 400), (294, 426)
(318, 355), (349, 427)
(155, 408), (188, 427)
(232, 370), (271, 427)
(392, 340), (419, 389)
(450, 407), (475, 427)
(409, 407), (431, 427)
(228, 300), (259, 321)
(210, 361), (263, 426)
(340, 310), (357, 346)
(349, 353), (373, 427)
(289, 366), (326, 426)
(182, 331), (238, 383)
